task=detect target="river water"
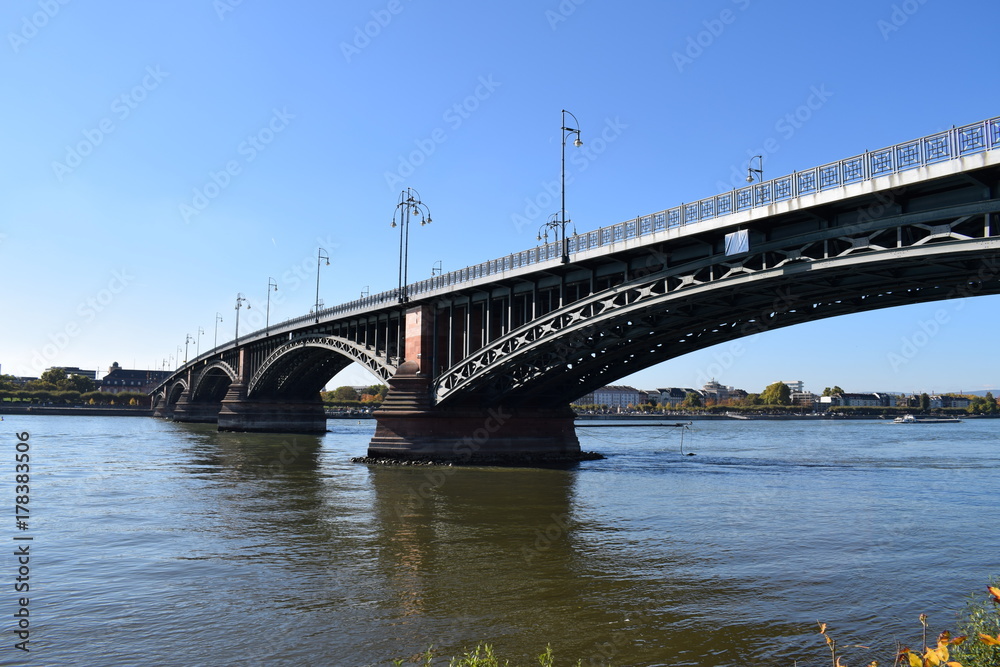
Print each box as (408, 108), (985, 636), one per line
(2, 415), (997, 666)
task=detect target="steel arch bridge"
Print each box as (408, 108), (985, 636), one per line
(151, 117), (1000, 460)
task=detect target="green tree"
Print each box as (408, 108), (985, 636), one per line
(682, 392), (702, 408)
(62, 374), (95, 393)
(24, 379), (57, 391)
(39, 368), (67, 385)
(365, 384), (388, 399)
(760, 381), (791, 405)
(821, 386), (844, 396)
(0, 374), (18, 390)
(332, 386), (359, 402)
(919, 392), (931, 412)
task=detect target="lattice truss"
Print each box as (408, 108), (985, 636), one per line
(247, 334), (396, 399)
(435, 208), (1000, 407)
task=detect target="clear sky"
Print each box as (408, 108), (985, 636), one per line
(2, 0), (998, 396)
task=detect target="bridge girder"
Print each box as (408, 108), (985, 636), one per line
(434, 200), (1000, 407)
(247, 334), (397, 400)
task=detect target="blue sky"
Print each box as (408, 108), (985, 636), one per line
(2, 0), (998, 396)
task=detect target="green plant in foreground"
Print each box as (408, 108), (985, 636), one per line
(818, 583), (1000, 667)
(391, 643), (572, 667)
(950, 583), (1000, 667)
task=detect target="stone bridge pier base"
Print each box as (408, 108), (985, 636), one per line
(171, 389), (221, 424)
(368, 361), (580, 462)
(217, 382), (328, 434)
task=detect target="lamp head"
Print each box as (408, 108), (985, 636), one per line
(391, 220), (397, 228)
(746, 174), (754, 183)
(574, 136), (583, 147)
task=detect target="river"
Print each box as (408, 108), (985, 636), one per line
(2, 415), (997, 666)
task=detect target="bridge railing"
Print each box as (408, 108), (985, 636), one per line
(222, 117), (1000, 339)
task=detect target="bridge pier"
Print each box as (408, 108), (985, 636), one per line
(217, 349), (328, 434)
(217, 382), (328, 433)
(170, 388), (221, 424)
(368, 360), (580, 462)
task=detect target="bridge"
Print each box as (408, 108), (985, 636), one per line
(152, 117), (1000, 460)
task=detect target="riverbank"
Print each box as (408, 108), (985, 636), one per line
(0, 405), (153, 417)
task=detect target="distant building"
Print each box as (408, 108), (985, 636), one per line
(936, 394), (971, 409)
(791, 391), (818, 408)
(822, 392), (899, 408)
(99, 362), (171, 394)
(591, 385), (642, 409)
(701, 379), (730, 403)
(782, 380), (806, 394)
(657, 387), (702, 407)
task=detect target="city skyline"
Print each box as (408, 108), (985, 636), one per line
(2, 1), (999, 395)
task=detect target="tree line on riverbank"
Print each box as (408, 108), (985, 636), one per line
(574, 382), (1000, 416)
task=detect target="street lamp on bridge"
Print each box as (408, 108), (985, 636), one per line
(266, 277), (278, 330)
(315, 249), (330, 323)
(214, 313), (223, 348)
(746, 154), (764, 183)
(560, 109), (583, 264)
(184, 333), (194, 364)
(235, 293), (250, 342)
(196, 326), (204, 357)
(537, 213), (563, 256)
(391, 187), (432, 304)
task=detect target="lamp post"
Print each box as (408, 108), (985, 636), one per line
(315, 249), (330, 323)
(176, 346), (182, 370)
(537, 213), (563, 257)
(184, 333), (194, 364)
(391, 187), (432, 304)
(235, 293), (250, 342)
(746, 154), (764, 183)
(214, 313), (223, 348)
(560, 109), (583, 264)
(431, 260), (442, 276)
(266, 277), (278, 330)
(196, 326), (204, 357)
